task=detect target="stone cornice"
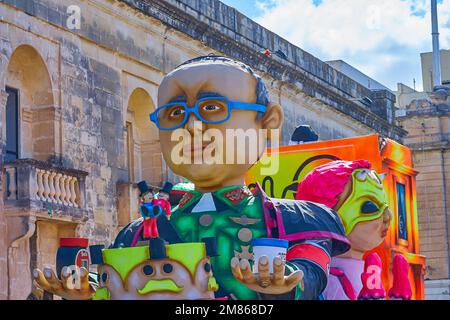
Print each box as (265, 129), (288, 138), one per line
(407, 140), (450, 151)
(120, 0), (407, 141)
(398, 108), (450, 119)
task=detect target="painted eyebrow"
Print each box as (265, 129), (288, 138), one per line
(197, 92), (224, 99)
(168, 96), (187, 103)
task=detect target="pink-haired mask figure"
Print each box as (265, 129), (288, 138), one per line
(296, 160), (392, 300)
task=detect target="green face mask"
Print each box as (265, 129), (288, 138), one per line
(337, 169), (388, 235)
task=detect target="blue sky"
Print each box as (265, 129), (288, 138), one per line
(221, 0), (450, 91)
(221, 0), (264, 16)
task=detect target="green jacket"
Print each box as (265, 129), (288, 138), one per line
(170, 185), (267, 300)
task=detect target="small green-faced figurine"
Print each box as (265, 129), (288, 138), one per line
(92, 241), (218, 300)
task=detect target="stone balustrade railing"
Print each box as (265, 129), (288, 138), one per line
(3, 159), (88, 211)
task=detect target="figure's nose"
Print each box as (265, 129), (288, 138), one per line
(383, 208), (392, 225)
(184, 113), (204, 136)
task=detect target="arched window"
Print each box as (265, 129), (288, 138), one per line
(4, 86), (19, 161)
(5, 45), (55, 161)
(126, 88), (162, 185)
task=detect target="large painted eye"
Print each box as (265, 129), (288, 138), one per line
(361, 201), (380, 214)
(204, 262), (211, 273)
(143, 265), (154, 276)
(162, 263), (173, 274)
(101, 272), (108, 283)
(202, 104), (221, 112)
(356, 170), (368, 182)
(169, 107), (185, 118)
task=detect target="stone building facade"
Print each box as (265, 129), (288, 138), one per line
(398, 87), (450, 299)
(421, 50), (450, 93)
(0, 0), (404, 299)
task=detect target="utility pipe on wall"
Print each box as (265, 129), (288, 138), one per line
(431, 0), (442, 89)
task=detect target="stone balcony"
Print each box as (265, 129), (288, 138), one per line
(3, 159), (88, 222)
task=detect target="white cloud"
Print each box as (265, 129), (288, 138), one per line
(253, 0), (450, 91)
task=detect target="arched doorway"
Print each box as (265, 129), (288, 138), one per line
(126, 88), (162, 185)
(3, 45), (59, 300)
(5, 44), (55, 162)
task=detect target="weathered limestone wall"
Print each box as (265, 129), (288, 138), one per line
(0, 0), (404, 299)
(7, 239), (31, 299)
(398, 90), (450, 299)
(34, 221), (77, 272)
(272, 82), (375, 142)
(414, 148), (450, 279)
(0, 89), (7, 299)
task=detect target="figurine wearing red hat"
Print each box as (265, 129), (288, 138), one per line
(153, 182), (173, 220)
(137, 181), (173, 239)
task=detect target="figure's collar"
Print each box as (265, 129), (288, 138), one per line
(176, 185), (253, 212)
(215, 185), (254, 207)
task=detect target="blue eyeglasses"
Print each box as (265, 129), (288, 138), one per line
(149, 95), (267, 130)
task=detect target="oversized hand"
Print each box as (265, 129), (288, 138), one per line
(33, 266), (95, 300)
(230, 256), (303, 295)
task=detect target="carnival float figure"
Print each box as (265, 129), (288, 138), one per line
(33, 55), (351, 300)
(296, 160), (411, 300)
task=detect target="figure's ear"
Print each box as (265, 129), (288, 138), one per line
(261, 102), (284, 132)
